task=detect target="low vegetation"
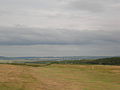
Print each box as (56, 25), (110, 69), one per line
(0, 57), (120, 89)
(0, 64), (120, 90)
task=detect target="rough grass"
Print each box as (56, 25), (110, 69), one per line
(0, 64), (120, 90)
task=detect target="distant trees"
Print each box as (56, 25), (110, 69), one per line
(52, 57), (120, 65)
(92, 57), (120, 65)
(23, 57), (120, 65)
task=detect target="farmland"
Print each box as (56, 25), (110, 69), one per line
(0, 64), (120, 90)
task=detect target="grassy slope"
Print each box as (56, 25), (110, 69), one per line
(0, 64), (120, 90)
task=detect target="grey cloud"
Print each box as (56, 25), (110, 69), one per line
(65, 0), (120, 13)
(1, 44), (120, 57)
(0, 0), (120, 31)
(66, 0), (104, 12)
(0, 0), (61, 10)
(0, 0), (119, 56)
(0, 27), (119, 46)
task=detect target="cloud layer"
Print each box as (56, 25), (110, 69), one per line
(0, 0), (120, 30)
(0, 27), (119, 46)
(0, 0), (120, 56)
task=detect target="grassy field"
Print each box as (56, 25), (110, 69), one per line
(0, 64), (120, 90)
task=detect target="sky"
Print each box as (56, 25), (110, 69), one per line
(0, 0), (120, 57)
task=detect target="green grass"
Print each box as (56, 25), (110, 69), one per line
(0, 64), (120, 90)
(0, 83), (24, 90)
(35, 64), (120, 90)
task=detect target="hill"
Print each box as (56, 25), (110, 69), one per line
(52, 57), (120, 65)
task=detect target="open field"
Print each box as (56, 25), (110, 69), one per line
(0, 64), (120, 90)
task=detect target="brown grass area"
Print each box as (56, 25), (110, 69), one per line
(0, 64), (120, 90)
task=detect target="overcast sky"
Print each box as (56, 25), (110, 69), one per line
(0, 0), (120, 56)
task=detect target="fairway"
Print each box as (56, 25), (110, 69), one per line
(0, 64), (120, 90)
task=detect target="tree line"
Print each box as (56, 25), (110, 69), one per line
(51, 57), (120, 65)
